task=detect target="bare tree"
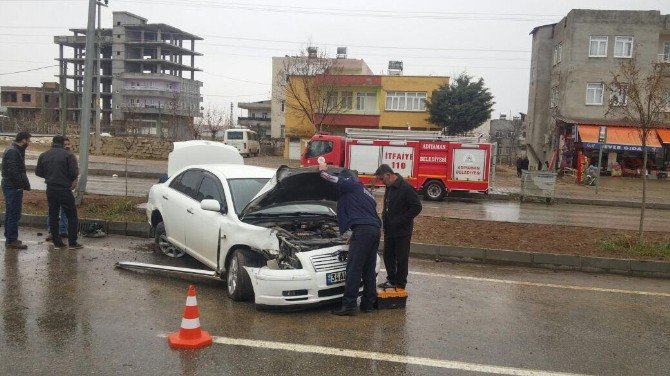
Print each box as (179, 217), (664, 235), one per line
(277, 48), (347, 134)
(198, 107), (225, 140)
(116, 107), (142, 198)
(606, 55), (667, 239)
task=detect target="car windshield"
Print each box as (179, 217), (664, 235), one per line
(227, 178), (270, 214)
(249, 204), (335, 217)
(227, 131), (243, 140)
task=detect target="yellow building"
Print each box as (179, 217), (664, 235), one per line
(284, 74), (449, 159)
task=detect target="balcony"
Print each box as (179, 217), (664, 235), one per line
(314, 113), (380, 128)
(658, 53), (670, 63)
(238, 116), (270, 122)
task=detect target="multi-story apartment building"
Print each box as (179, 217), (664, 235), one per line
(284, 73), (449, 159)
(54, 11), (203, 138)
(271, 48), (373, 139)
(527, 9), (670, 174)
(238, 100), (271, 139)
(0, 82), (77, 130)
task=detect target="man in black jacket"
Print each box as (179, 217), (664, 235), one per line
(35, 135), (82, 249)
(2, 132), (32, 249)
(374, 164), (422, 289)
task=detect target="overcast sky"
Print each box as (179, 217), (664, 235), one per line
(1, 0), (669, 120)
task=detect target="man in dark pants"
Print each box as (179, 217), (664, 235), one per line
(1, 132), (32, 249)
(319, 162), (381, 316)
(374, 164), (422, 289)
(35, 135), (82, 249)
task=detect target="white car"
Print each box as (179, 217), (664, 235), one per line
(146, 164), (381, 308)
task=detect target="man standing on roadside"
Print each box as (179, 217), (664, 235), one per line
(1, 132), (32, 250)
(35, 135), (82, 249)
(319, 162), (381, 316)
(374, 164), (422, 290)
(45, 137), (72, 242)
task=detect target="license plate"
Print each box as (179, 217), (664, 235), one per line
(326, 271), (346, 285)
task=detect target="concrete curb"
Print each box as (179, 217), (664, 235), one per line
(400, 241), (670, 279)
(458, 192), (670, 210)
(7, 214), (152, 238)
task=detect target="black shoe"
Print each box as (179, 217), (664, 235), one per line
(331, 306), (357, 316)
(46, 235), (53, 241)
(359, 304), (375, 313)
(5, 240), (27, 250)
(53, 242), (67, 250)
(69, 242), (84, 249)
(377, 281), (396, 289)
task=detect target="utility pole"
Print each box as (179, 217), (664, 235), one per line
(230, 102), (234, 126)
(595, 126), (606, 195)
(76, 0), (98, 203)
(94, 0), (108, 154)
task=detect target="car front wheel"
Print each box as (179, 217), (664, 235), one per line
(155, 222), (185, 258)
(226, 249), (254, 301)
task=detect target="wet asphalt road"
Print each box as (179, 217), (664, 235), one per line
(0, 229), (669, 375)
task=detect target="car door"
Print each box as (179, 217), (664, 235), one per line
(164, 169), (204, 250)
(183, 172), (231, 270)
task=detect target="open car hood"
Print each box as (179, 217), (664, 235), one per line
(241, 166), (343, 217)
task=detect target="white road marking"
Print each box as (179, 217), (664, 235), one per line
(399, 270), (670, 297)
(159, 334), (588, 376)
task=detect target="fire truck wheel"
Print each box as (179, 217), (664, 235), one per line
(424, 181), (446, 201)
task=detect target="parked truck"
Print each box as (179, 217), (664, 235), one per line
(301, 128), (495, 201)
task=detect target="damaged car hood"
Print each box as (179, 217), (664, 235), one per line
(241, 166), (342, 217)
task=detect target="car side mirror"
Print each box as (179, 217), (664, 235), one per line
(200, 199), (221, 212)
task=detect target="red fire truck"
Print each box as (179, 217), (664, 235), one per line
(301, 128), (496, 201)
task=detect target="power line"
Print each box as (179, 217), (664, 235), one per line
(0, 65), (58, 76)
(0, 0), (562, 21)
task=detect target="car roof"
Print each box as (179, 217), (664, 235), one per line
(185, 164), (275, 180)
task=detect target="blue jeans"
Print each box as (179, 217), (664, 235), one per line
(46, 207), (68, 235)
(342, 225), (380, 309)
(3, 187), (23, 243)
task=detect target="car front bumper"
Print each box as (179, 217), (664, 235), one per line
(245, 246), (381, 307)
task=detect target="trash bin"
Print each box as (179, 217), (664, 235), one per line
(520, 170), (557, 203)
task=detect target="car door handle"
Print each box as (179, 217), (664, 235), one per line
(162, 195), (168, 200)
(186, 208), (194, 214)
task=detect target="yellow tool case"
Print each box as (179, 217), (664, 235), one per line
(375, 288), (408, 309)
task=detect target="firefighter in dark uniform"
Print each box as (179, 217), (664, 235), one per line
(375, 164), (422, 289)
(319, 162), (381, 316)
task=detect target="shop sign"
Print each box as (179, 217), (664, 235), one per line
(583, 142), (660, 153)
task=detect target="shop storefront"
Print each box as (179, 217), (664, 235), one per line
(576, 125), (663, 177)
(657, 129), (670, 172)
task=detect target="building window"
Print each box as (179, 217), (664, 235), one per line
(327, 93), (338, 108)
(356, 92), (377, 112)
(117, 51), (121, 56)
(614, 36), (633, 58)
(21, 94), (31, 102)
(262, 112), (268, 119)
(44, 95), (49, 103)
(385, 91), (427, 111)
(663, 42), (670, 63)
(341, 91), (353, 110)
(552, 44), (562, 65)
(586, 83), (604, 105)
(117, 21), (121, 26)
(589, 36), (608, 57)
(550, 86), (559, 108)
(281, 100), (285, 112)
(610, 85), (627, 106)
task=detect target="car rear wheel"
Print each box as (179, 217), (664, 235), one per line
(424, 181), (446, 201)
(155, 222), (185, 258)
(226, 249), (254, 301)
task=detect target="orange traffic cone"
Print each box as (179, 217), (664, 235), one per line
(168, 285), (213, 350)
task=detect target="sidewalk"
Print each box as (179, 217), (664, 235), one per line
(492, 165), (669, 208)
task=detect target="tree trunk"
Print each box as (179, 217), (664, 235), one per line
(125, 154), (129, 199)
(638, 149), (647, 241)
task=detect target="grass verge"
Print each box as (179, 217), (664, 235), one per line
(600, 234), (670, 259)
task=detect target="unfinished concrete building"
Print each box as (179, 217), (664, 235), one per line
(54, 11), (203, 138)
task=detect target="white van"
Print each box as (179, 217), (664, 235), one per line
(224, 128), (260, 157)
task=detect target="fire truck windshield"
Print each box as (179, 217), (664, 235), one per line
(305, 140), (333, 158)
